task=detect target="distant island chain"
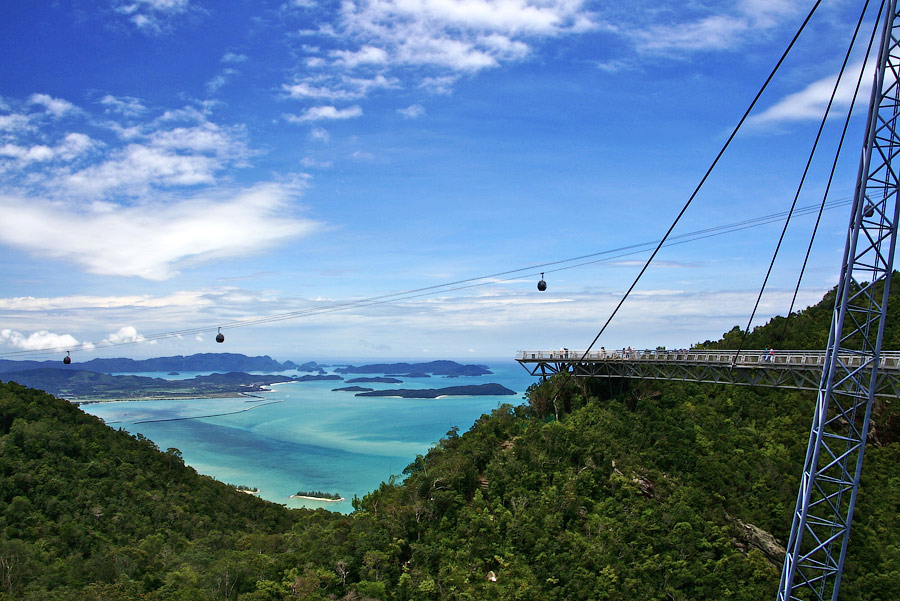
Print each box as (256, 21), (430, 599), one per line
(0, 353), (514, 402)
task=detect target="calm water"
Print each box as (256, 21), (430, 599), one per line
(81, 361), (536, 513)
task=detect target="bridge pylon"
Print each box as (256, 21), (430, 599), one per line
(777, 2), (900, 599)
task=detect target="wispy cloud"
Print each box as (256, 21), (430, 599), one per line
(0, 182), (319, 280)
(100, 95), (148, 116)
(397, 103), (426, 119)
(284, 105), (364, 123)
(112, 0), (192, 33)
(750, 60), (874, 126)
(283, 74), (399, 101)
(0, 291), (216, 311)
(221, 52), (248, 63)
(309, 127), (330, 142)
(628, 0), (799, 54)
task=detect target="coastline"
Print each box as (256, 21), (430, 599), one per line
(73, 391), (268, 404)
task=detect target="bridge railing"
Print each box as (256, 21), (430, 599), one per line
(516, 349), (900, 370)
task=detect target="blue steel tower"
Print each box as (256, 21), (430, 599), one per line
(777, 2), (900, 600)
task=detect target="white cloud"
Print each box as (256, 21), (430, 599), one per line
(284, 105), (364, 122)
(206, 69), (239, 94)
(113, 0), (191, 32)
(64, 143), (221, 194)
(100, 95), (148, 116)
(397, 103), (426, 118)
(331, 45), (389, 67)
(300, 156), (333, 167)
(629, 1), (800, 54)
(221, 52), (248, 63)
(1, 328), (86, 351)
(0, 291), (215, 311)
(282, 0), (598, 101)
(29, 94), (77, 117)
(750, 60), (874, 126)
(283, 74), (398, 101)
(0, 182), (320, 280)
(0, 112), (34, 132)
(104, 325), (149, 344)
(309, 127), (330, 142)
(419, 75), (460, 94)
(0, 133), (97, 166)
(52, 117), (250, 198)
(635, 15), (748, 52)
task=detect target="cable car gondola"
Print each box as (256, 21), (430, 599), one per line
(63, 351), (71, 365)
(537, 272), (547, 292)
(216, 327), (225, 343)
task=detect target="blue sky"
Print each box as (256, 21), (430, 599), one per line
(0, 0), (876, 361)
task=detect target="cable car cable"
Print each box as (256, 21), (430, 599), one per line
(0, 199), (851, 357)
(0, 197), (853, 359)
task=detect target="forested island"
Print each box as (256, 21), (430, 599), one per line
(1, 286), (899, 599)
(335, 360), (492, 377)
(0, 369), (297, 402)
(346, 377), (403, 384)
(295, 374), (343, 382)
(0, 352), (302, 374)
(354, 383), (516, 398)
(0, 356), (503, 402)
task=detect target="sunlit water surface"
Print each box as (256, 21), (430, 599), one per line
(81, 361), (535, 513)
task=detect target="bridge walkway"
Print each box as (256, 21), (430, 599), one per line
(516, 349), (900, 399)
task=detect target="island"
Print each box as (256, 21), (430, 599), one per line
(331, 386), (375, 392)
(335, 360), (492, 377)
(168, 371), (180, 376)
(346, 376), (402, 384)
(387, 372), (431, 378)
(0, 352), (301, 374)
(355, 383), (515, 398)
(295, 374), (343, 382)
(1, 369), (300, 402)
(290, 490), (344, 502)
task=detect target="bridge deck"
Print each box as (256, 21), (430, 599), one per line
(516, 349), (900, 398)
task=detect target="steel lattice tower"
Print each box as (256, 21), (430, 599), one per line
(777, 2), (900, 599)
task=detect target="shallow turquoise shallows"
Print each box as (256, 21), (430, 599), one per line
(81, 361), (536, 513)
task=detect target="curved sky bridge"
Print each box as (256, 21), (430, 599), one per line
(516, 349), (900, 399)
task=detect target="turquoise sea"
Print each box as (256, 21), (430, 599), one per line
(81, 361), (536, 513)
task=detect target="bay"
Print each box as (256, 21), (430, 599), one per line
(81, 360), (536, 513)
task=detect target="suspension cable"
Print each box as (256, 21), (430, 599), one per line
(732, 0), (877, 364)
(575, 0), (825, 364)
(781, 1), (883, 340)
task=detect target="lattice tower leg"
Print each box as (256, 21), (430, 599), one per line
(777, 3), (900, 600)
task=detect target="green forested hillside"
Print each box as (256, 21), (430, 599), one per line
(2, 287), (900, 600)
(697, 276), (900, 350)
